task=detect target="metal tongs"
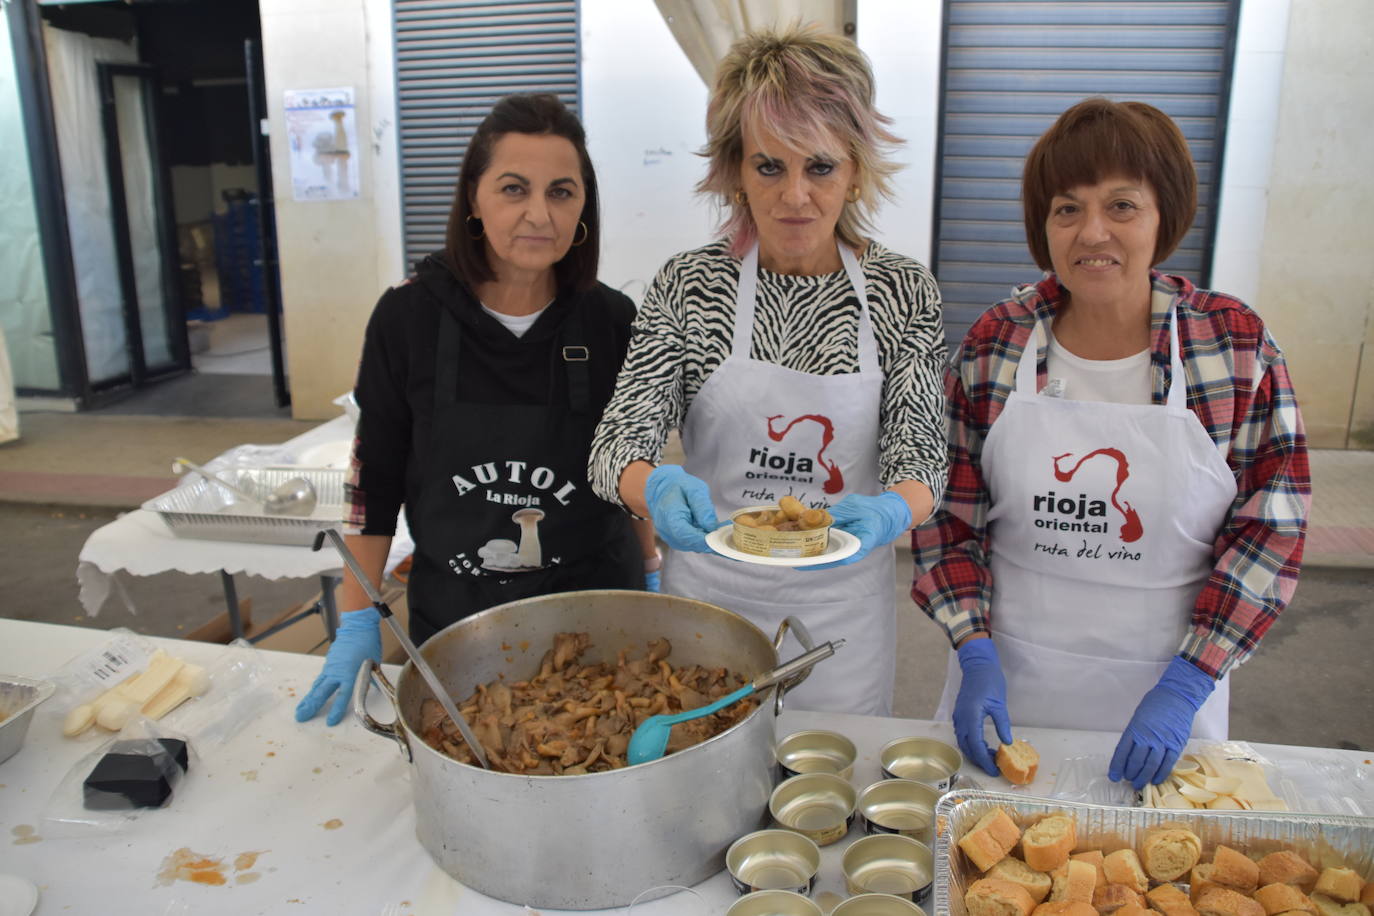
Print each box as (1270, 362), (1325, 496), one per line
(314, 529), (489, 769)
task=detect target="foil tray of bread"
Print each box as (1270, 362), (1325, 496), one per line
(143, 467), (345, 546)
(933, 789), (1374, 916)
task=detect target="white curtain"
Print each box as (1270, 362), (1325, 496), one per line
(42, 23), (140, 385)
(654, 0), (847, 86)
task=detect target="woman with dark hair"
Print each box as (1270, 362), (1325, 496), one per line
(297, 94), (657, 726)
(913, 98), (1309, 788)
(588, 26), (948, 716)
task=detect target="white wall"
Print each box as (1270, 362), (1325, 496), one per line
(1209, 0), (1291, 307)
(1251, 0), (1374, 448)
(583, 0), (943, 300)
(259, 0), (399, 419)
(581, 2), (714, 301)
(860, 0), (942, 265)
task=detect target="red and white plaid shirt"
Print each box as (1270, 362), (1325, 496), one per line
(912, 271), (1310, 679)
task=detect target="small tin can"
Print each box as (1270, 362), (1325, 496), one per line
(769, 772), (857, 847)
(857, 778), (941, 845)
(831, 894), (927, 916)
(879, 736), (962, 792)
(726, 890), (824, 916)
(726, 829), (822, 896)
(776, 729), (857, 781)
(842, 833), (935, 906)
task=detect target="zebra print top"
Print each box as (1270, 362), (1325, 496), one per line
(588, 239), (949, 508)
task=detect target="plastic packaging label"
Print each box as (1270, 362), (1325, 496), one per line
(66, 633), (155, 692)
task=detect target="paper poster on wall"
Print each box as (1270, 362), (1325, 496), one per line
(284, 87), (360, 202)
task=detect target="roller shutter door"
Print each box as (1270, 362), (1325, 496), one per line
(393, 0), (580, 269)
(933, 0), (1239, 349)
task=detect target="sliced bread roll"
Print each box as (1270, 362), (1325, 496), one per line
(1192, 865), (1224, 904)
(1148, 882), (1201, 916)
(1051, 860), (1099, 904)
(1093, 884), (1145, 915)
(967, 877), (1039, 916)
(1073, 851), (1107, 889)
(1361, 885), (1374, 908)
(1195, 886), (1266, 916)
(1023, 815), (1077, 872)
(1255, 883), (1319, 916)
(1311, 896), (1373, 916)
(1103, 849), (1149, 895)
(1258, 852), (1320, 894)
(997, 739), (1040, 785)
(960, 807), (1023, 873)
(1212, 846), (1261, 895)
(1116, 902), (1152, 916)
(1141, 827), (1202, 882)
(990, 856), (1054, 904)
(1314, 870), (1365, 905)
(1035, 903), (1099, 916)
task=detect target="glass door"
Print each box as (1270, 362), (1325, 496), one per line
(97, 62), (189, 387)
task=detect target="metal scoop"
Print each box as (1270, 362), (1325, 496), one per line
(313, 529), (489, 769)
(173, 457), (317, 516)
(626, 639), (845, 766)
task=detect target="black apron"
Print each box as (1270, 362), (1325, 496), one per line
(406, 293), (642, 644)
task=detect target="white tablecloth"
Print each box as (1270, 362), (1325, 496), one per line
(75, 415), (413, 615)
(1, 619), (1369, 916)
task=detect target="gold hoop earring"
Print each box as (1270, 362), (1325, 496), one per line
(465, 214), (484, 240)
(733, 189), (748, 206)
(846, 186), (861, 203)
(571, 220), (589, 247)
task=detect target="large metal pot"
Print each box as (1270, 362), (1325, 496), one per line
(353, 589), (814, 910)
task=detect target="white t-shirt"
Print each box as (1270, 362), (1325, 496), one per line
(1045, 329), (1152, 405)
(480, 301), (550, 338)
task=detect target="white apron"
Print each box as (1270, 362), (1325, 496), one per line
(934, 302), (1236, 738)
(662, 241), (895, 716)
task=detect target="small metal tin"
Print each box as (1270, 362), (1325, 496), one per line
(776, 729), (857, 781)
(831, 894), (927, 916)
(726, 890), (824, 916)
(726, 829), (822, 896)
(842, 833), (935, 905)
(857, 778), (941, 845)
(879, 736), (962, 791)
(769, 772), (857, 847)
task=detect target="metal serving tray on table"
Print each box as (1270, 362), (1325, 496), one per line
(143, 467), (346, 546)
(933, 789), (1374, 916)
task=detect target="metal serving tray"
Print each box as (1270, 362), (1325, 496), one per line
(0, 675), (56, 764)
(143, 466), (346, 546)
(933, 789), (1374, 916)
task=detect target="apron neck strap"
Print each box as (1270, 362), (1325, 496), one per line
(434, 296), (592, 413)
(1015, 301), (1187, 407)
(733, 240), (879, 374)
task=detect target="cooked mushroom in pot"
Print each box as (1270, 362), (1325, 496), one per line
(419, 632), (756, 773)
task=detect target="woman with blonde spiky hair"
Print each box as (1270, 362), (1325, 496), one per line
(589, 25), (949, 715)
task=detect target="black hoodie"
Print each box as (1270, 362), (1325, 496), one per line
(349, 254), (637, 537)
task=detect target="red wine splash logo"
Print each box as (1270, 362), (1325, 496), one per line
(766, 414), (843, 494)
(1051, 448), (1142, 543)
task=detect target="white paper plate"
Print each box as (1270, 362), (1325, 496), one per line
(0, 874), (38, 916)
(705, 525), (860, 567)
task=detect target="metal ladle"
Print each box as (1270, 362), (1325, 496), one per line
(173, 457), (317, 516)
(313, 528), (490, 769)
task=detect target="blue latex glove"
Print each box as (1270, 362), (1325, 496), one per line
(643, 465), (718, 554)
(295, 606), (383, 726)
(644, 569), (662, 592)
(1110, 655), (1216, 790)
(953, 638), (1014, 777)
(803, 491), (912, 571)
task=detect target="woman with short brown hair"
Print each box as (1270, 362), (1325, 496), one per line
(914, 98), (1309, 788)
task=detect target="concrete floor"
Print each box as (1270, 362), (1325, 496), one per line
(4, 500), (1370, 753)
